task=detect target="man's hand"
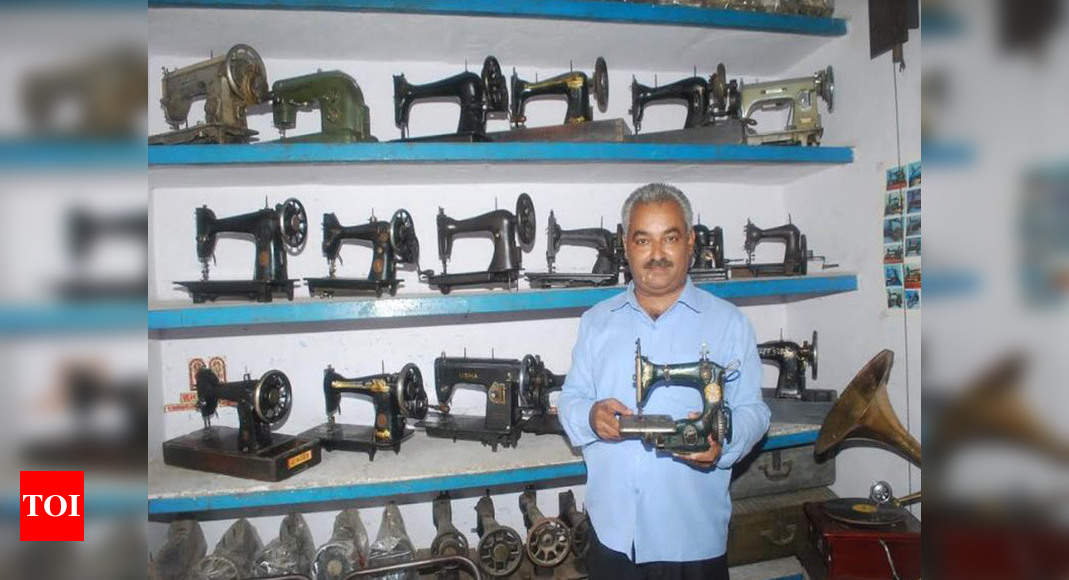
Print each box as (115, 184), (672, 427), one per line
(672, 411), (722, 469)
(589, 398), (632, 441)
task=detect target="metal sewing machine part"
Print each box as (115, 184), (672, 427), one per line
(526, 210), (625, 289)
(271, 70), (377, 143)
(619, 339), (734, 453)
(150, 44), (268, 144)
(758, 331), (838, 424)
(557, 490), (592, 564)
(727, 218), (835, 278)
(312, 509), (368, 580)
(519, 489), (573, 570)
(421, 193), (536, 294)
(162, 368), (321, 481)
(430, 494), (469, 580)
(305, 209), (419, 298)
(740, 66), (833, 146)
(298, 363), (428, 460)
(690, 222), (729, 282)
(474, 494), (524, 578)
(518, 356), (567, 436)
(196, 518), (263, 580)
(175, 198), (308, 303)
(393, 56), (508, 141)
(628, 62), (746, 144)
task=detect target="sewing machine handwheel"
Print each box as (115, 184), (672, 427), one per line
(279, 198), (308, 249)
(477, 528), (523, 577)
(546, 211), (561, 260)
(516, 193), (536, 251)
(482, 56), (509, 113)
(711, 62), (728, 105)
(519, 354), (541, 408)
(593, 57), (609, 113)
(390, 209), (419, 264)
(224, 44), (269, 104)
(526, 519), (572, 568)
(799, 234), (808, 275)
(819, 66), (834, 112)
(397, 363), (428, 420)
(194, 368), (221, 417)
(809, 330), (818, 380)
(254, 370), (292, 426)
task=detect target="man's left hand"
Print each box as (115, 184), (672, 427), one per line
(672, 411), (722, 469)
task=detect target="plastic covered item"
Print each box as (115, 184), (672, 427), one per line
(366, 502), (417, 580)
(313, 509), (370, 580)
(253, 513), (316, 577)
(151, 520), (207, 580)
(194, 518), (263, 579)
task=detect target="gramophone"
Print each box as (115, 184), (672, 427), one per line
(519, 489), (573, 571)
(690, 222), (729, 282)
(758, 331), (837, 424)
(392, 56), (508, 141)
(619, 339), (734, 453)
(175, 198), (308, 303)
(628, 63), (746, 144)
(421, 352), (543, 450)
(740, 66), (834, 146)
(150, 44), (268, 144)
(474, 493), (524, 578)
(271, 70), (376, 143)
(421, 194), (536, 294)
(519, 357), (567, 436)
(728, 218), (834, 278)
(430, 494), (469, 580)
(305, 209), (419, 298)
(162, 368), (321, 481)
(525, 210), (625, 288)
(298, 363), (428, 460)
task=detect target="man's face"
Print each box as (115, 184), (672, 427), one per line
(625, 201), (694, 296)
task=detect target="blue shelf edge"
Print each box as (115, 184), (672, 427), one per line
(148, 142), (854, 166)
(149, 0), (847, 36)
(0, 139), (146, 169)
(148, 428), (819, 516)
(148, 275), (858, 331)
(0, 301), (147, 334)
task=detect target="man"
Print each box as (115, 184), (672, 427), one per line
(558, 183), (771, 579)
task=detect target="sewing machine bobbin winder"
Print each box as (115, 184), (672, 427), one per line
(162, 368), (321, 481)
(175, 198), (308, 303)
(305, 209), (419, 298)
(421, 194), (536, 294)
(727, 218), (835, 278)
(526, 210), (625, 288)
(271, 70), (377, 143)
(758, 331), (837, 424)
(298, 363), (428, 461)
(393, 56), (508, 142)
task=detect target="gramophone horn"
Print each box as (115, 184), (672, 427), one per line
(593, 57), (609, 113)
(815, 349), (921, 466)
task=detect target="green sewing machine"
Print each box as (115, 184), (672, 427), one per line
(271, 70), (377, 143)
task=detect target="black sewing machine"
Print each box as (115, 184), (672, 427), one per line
(162, 368), (321, 481)
(519, 356), (567, 436)
(57, 206), (147, 300)
(691, 222), (729, 281)
(305, 209), (419, 298)
(298, 363), (428, 460)
(727, 219), (834, 278)
(628, 63), (747, 144)
(420, 352), (544, 450)
(619, 340), (733, 453)
(421, 194), (536, 294)
(393, 56), (508, 141)
(271, 70), (376, 143)
(526, 211), (625, 288)
(758, 331), (837, 424)
(175, 198), (308, 303)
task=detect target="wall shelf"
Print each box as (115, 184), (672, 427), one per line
(148, 422), (819, 519)
(0, 301), (147, 335)
(148, 274), (858, 335)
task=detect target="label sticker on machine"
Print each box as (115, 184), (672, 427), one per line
(287, 450), (313, 470)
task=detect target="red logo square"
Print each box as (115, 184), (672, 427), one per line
(19, 471), (84, 541)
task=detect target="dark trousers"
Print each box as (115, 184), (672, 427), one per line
(587, 527), (730, 580)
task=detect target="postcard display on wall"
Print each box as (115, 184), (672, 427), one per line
(883, 161), (921, 310)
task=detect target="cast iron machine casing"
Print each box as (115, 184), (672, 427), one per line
(393, 56), (508, 141)
(526, 210), (625, 288)
(518, 489), (573, 570)
(518, 355), (567, 436)
(474, 494), (524, 578)
(305, 209), (419, 298)
(758, 331), (838, 425)
(627, 63), (746, 144)
(690, 222), (728, 281)
(728, 219), (833, 278)
(630, 74), (710, 133)
(429, 494), (469, 580)
(619, 340), (734, 453)
(510, 58), (608, 127)
(557, 491), (592, 564)
(175, 198), (308, 303)
(740, 66), (833, 146)
(421, 194), (536, 294)
(272, 70), (376, 143)
(298, 363), (428, 460)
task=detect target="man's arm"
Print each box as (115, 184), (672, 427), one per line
(716, 315), (771, 469)
(557, 315), (600, 447)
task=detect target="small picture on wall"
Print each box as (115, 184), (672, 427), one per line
(886, 165), (907, 190)
(884, 217), (903, 243)
(905, 236), (921, 257)
(906, 214), (921, 236)
(908, 161), (922, 187)
(885, 264), (904, 287)
(887, 288), (904, 309)
(907, 188), (921, 213)
(885, 191), (904, 216)
(904, 263), (921, 289)
(906, 289), (921, 309)
(884, 243), (903, 264)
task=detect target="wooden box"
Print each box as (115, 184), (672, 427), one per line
(800, 501), (921, 580)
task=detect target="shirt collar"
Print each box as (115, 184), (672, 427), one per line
(611, 277), (704, 314)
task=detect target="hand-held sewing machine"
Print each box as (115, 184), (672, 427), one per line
(741, 66), (833, 145)
(526, 210), (624, 288)
(305, 209), (419, 297)
(519, 489), (573, 570)
(758, 331), (838, 424)
(393, 56), (508, 141)
(162, 368), (321, 481)
(421, 194), (536, 293)
(298, 363), (428, 460)
(175, 198), (307, 303)
(271, 70), (376, 143)
(619, 340), (734, 453)
(474, 494), (524, 578)
(728, 218), (835, 278)
(150, 44), (268, 144)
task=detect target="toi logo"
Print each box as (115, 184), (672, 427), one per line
(19, 471), (84, 541)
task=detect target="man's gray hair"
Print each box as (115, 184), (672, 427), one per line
(621, 183), (694, 233)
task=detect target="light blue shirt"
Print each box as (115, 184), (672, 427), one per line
(558, 278), (770, 563)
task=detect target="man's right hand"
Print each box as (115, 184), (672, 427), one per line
(589, 398), (633, 441)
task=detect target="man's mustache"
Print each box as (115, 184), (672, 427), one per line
(644, 258), (673, 269)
